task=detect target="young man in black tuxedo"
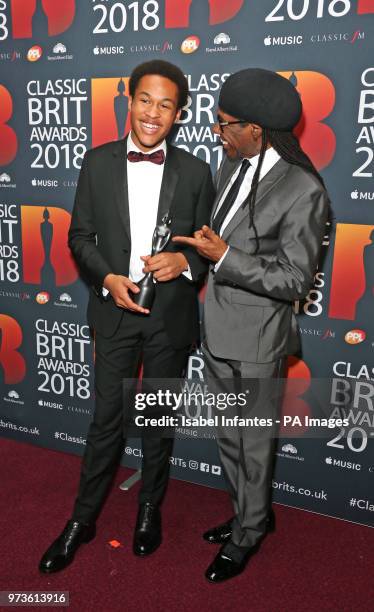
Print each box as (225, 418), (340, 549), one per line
(39, 60), (214, 573)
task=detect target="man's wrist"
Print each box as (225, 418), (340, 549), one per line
(177, 252), (189, 272)
(214, 246), (230, 272)
(103, 273), (116, 290)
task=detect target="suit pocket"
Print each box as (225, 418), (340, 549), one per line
(227, 302), (264, 361)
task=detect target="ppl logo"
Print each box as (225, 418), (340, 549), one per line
(278, 71), (336, 170)
(165, 0), (244, 28)
(280, 357), (311, 436)
(345, 329), (366, 345)
(329, 224), (374, 321)
(10, 0), (75, 39)
(91, 77), (131, 148)
(35, 291), (50, 304)
(0, 314), (26, 384)
(0, 84), (18, 166)
(27, 45), (42, 61)
(20, 205), (78, 286)
(181, 35), (200, 54)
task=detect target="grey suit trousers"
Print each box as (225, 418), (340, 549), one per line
(203, 342), (284, 558)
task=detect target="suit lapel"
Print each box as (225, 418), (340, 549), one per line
(156, 143), (180, 224)
(112, 137), (130, 243)
(222, 158), (289, 239)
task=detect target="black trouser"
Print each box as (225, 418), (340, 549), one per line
(72, 299), (190, 524)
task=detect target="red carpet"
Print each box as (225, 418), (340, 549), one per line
(0, 437), (373, 612)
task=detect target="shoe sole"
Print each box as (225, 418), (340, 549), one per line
(205, 568), (246, 583)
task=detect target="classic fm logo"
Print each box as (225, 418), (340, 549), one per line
(10, 0), (75, 38)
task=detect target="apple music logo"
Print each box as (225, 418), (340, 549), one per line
(351, 189), (374, 201)
(264, 35), (303, 46)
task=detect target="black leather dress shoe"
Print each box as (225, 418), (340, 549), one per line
(203, 517), (234, 544)
(39, 520), (96, 574)
(203, 508), (276, 544)
(205, 544), (260, 583)
(133, 503), (161, 556)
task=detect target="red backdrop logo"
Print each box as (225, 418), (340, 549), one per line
(92, 77), (131, 148)
(165, 0), (244, 28)
(329, 224), (374, 321)
(0, 315), (26, 384)
(280, 357), (311, 436)
(278, 71), (336, 170)
(11, 0), (75, 39)
(21, 205), (78, 286)
(0, 84), (18, 166)
(357, 0), (374, 14)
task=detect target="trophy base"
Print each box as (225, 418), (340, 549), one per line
(131, 275), (155, 310)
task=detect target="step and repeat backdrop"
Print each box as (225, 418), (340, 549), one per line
(0, 0), (374, 527)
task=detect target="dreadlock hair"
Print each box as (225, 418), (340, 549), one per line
(267, 129), (325, 188)
(243, 128), (325, 254)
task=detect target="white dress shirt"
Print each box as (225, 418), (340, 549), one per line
(127, 132), (167, 282)
(103, 132), (190, 296)
(214, 147), (281, 270)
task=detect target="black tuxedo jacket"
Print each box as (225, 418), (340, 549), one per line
(68, 138), (215, 348)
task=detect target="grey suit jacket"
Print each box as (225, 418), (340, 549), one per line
(203, 155), (329, 363)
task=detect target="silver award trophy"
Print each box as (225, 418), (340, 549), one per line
(132, 212), (172, 310)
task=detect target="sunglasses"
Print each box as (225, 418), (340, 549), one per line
(216, 119), (248, 132)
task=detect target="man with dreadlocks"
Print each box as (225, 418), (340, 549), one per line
(173, 68), (329, 583)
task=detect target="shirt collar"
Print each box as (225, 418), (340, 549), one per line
(244, 147), (280, 178)
(127, 132), (167, 157)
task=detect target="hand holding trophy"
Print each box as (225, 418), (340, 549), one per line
(131, 212), (172, 310)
